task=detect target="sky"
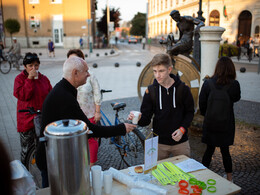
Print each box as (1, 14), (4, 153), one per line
(96, 0), (147, 23)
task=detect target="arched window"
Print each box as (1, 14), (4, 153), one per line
(209, 10), (220, 26)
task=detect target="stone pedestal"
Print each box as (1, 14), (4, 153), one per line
(199, 26), (225, 89)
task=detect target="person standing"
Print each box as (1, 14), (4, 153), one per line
(13, 53), (52, 168)
(36, 56), (136, 188)
(0, 41), (5, 61)
(67, 49), (102, 167)
(47, 39), (55, 57)
(199, 57), (241, 182)
(142, 37), (146, 50)
(79, 36), (83, 49)
(128, 53), (194, 160)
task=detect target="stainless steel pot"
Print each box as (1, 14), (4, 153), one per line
(43, 119), (90, 195)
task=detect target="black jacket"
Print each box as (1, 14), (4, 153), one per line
(138, 74), (194, 145)
(199, 77), (241, 146)
(36, 78), (126, 170)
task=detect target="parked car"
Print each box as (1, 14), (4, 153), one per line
(128, 37), (137, 44)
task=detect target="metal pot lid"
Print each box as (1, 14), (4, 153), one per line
(44, 119), (88, 136)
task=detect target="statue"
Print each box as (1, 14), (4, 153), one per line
(160, 10), (204, 57)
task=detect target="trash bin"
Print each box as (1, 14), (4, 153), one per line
(43, 119), (90, 195)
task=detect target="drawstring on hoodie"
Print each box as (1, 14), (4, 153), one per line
(159, 85), (176, 110)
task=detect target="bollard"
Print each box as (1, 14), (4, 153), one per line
(96, 53), (99, 57)
(114, 63), (119, 67)
(240, 67), (246, 73)
(136, 62), (141, 67)
(85, 54), (88, 58)
(93, 63), (98, 68)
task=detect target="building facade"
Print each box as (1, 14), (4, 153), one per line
(1, 0), (93, 48)
(147, 0), (260, 45)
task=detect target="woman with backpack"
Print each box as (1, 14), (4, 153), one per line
(199, 56), (241, 181)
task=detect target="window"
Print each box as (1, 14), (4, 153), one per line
(51, 0), (62, 4)
(29, 0), (39, 4)
(157, 21), (159, 35)
(165, 0), (167, 9)
(170, 0), (173, 7)
(209, 10), (220, 26)
(161, 20), (163, 34)
(29, 15), (40, 28)
(161, 1), (163, 11)
(165, 19), (167, 34)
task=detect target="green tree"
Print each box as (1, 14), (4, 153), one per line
(130, 12), (146, 36)
(97, 6), (121, 36)
(4, 19), (21, 39)
(121, 29), (128, 38)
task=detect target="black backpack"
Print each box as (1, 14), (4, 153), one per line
(204, 79), (231, 133)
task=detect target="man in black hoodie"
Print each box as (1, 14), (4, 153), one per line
(129, 53), (194, 160)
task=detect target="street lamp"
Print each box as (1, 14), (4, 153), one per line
(86, 19), (93, 53)
(197, 0), (205, 22)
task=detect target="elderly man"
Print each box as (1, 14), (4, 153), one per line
(36, 56), (136, 188)
(8, 37), (21, 60)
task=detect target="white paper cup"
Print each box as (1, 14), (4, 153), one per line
(91, 165), (102, 195)
(34, 70), (39, 79)
(103, 171), (112, 194)
(131, 111), (141, 124)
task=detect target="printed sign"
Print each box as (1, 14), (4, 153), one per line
(144, 136), (158, 171)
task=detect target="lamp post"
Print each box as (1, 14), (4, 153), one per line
(193, 0), (205, 68)
(86, 19), (93, 53)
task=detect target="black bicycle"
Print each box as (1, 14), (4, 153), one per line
(0, 53), (23, 74)
(99, 90), (149, 169)
(18, 107), (42, 188)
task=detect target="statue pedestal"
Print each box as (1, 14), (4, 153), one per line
(199, 26), (225, 89)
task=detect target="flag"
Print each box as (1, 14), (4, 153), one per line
(223, 5), (228, 18)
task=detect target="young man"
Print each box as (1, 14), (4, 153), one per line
(129, 53), (194, 160)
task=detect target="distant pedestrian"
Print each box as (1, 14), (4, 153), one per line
(79, 36), (83, 49)
(0, 41), (5, 61)
(199, 56), (241, 182)
(115, 36), (118, 45)
(253, 36), (259, 57)
(142, 37), (146, 50)
(48, 39), (55, 57)
(148, 37), (152, 50)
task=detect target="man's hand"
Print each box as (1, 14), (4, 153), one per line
(172, 129), (183, 142)
(124, 123), (136, 133)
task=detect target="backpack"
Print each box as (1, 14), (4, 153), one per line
(148, 82), (185, 111)
(204, 79), (231, 133)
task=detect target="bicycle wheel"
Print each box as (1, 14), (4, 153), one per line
(116, 127), (146, 168)
(0, 60), (11, 74)
(25, 144), (42, 188)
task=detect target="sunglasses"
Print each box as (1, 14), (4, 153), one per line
(25, 55), (39, 60)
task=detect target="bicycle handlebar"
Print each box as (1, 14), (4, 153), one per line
(101, 89), (112, 94)
(18, 107), (41, 115)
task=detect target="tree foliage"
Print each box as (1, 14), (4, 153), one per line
(4, 18), (21, 38)
(97, 6), (121, 36)
(130, 12), (146, 36)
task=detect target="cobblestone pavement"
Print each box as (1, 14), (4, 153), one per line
(96, 97), (260, 195)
